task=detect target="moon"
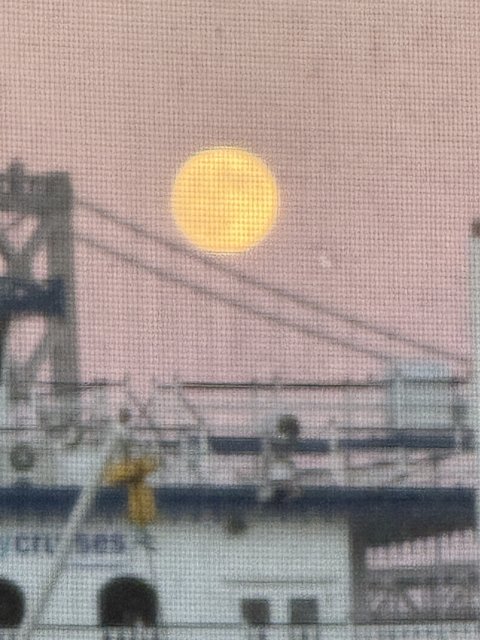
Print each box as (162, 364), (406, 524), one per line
(172, 147), (279, 253)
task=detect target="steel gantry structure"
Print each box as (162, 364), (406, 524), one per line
(0, 162), (76, 396)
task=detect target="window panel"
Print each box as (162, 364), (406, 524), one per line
(242, 599), (271, 626)
(289, 599), (319, 625)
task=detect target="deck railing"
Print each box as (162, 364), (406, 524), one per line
(0, 426), (476, 489)
(0, 378), (476, 490)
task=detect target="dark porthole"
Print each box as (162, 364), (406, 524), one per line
(99, 577), (158, 627)
(0, 579), (24, 627)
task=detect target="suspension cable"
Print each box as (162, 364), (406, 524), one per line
(76, 232), (395, 363)
(76, 198), (467, 364)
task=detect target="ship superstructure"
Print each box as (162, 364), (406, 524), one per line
(0, 372), (473, 640)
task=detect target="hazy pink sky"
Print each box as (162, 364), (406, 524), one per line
(1, 0), (479, 386)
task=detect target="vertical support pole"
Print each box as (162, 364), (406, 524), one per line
(469, 222), (480, 601)
(349, 522), (368, 625)
(0, 318), (10, 383)
(390, 369), (402, 431)
(0, 318), (10, 427)
(44, 171), (78, 389)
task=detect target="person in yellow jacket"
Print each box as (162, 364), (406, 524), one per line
(105, 456), (158, 526)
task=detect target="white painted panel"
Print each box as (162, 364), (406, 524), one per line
(0, 514), (351, 627)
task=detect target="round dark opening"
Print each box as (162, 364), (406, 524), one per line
(0, 579), (24, 627)
(99, 577), (157, 627)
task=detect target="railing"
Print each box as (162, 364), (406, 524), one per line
(22, 377), (471, 439)
(360, 563), (479, 624)
(0, 426), (476, 489)
(0, 378), (476, 490)
(154, 429), (477, 489)
(3, 622), (480, 640)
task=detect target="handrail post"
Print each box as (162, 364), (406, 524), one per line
(469, 221), (480, 620)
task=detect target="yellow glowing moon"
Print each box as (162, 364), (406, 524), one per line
(172, 147), (279, 253)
